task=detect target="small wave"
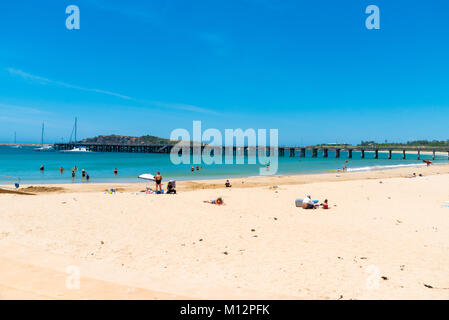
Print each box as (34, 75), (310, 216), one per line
(347, 163), (427, 172)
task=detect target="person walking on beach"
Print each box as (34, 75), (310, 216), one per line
(155, 172), (163, 192)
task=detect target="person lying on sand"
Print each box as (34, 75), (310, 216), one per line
(408, 173), (417, 178)
(302, 195), (317, 209)
(204, 197), (225, 205)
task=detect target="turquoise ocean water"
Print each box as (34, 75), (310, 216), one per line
(0, 145), (447, 185)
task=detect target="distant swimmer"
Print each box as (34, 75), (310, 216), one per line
(196, 165), (199, 171)
(81, 169), (86, 178)
(86, 174), (90, 182)
(40, 164), (44, 171)
(71, 171), (75, 178)
(191, 166), (195, 172)
(73, 165), (78, 172)
(114, 168), (118, 175)
(59, 167), (64, 174)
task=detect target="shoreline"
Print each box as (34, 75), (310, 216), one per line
(4, 162), (448, 194)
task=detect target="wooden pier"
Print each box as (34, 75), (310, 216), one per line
(53, 143), (449, 160)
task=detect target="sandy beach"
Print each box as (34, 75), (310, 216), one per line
(1, 164), (449, 299)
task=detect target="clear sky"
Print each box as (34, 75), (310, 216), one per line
(0, 0), (448, 145)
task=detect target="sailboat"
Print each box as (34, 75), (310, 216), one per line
(10, 131), (21, 148)
(35, 123), (54, 151)
(61, 117), (90, 153)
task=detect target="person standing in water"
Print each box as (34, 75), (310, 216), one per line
(81, 169), (86, 178)
(59, 167), (64, 174)
(40, 164), (44, 171)
(114, 168), (118, 175)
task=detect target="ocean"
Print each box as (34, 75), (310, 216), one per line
(0, 145), (447, 185)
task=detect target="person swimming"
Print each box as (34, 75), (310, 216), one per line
(114, 168), (118, 175)
(40, 164), (44, 171)
(59, 167), (64, 174)
(81, 169), (86, 178)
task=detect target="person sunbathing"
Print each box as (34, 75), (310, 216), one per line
(204, 197), (225, 205)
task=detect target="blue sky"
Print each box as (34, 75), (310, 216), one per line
(0, 0), (448, 145)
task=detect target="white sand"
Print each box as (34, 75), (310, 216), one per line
(1, 165), (449, 299)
